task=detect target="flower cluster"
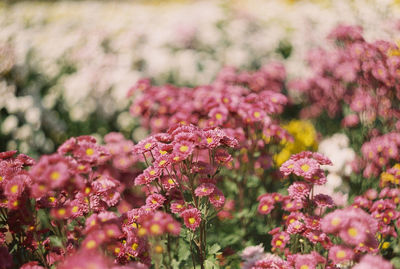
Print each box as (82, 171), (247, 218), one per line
(361, 132), (400, 178)
(252, 151), (395, 268)
(290, 25), (400, 129)
(131, 124), (238, 266)
(129, 63), (287, 138)
(0, 151), (35, 210)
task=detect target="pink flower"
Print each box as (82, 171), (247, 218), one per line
(133, 137), (157, 154)
(241, 244), (266, 269)
(173, 140), (194, 160)
(181, 208), (201, 230)
(288, 182), (311, 199)
(287, 220), (305, 234)
(342, 114), (359, 127)
(195, 183), (216, 197)
(314, 194), (334, 208)
(328, 245), (354, 265)
(251, 253), (290, 269)
(280, 159), (295, 176)
(258, 195), (275, 215)
(209, 188), (225, 208)
(294, 253), (318, 269)
(352, 254), (393, 269)
(293, 158), (320, 179)
(20, 261), (44, 269)
(145, 194), (166, 210)
(170, 201), (186, 214)
(271, 232), (290, 250)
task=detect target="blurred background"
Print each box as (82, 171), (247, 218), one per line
(0, 0), (399, 157)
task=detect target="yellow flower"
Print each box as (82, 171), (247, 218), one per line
(274, 120), (318, 166)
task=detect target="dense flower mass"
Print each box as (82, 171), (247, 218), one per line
(1, 19), (400, 268)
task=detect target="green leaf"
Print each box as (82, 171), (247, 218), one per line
(171, 259), (180, 269)
(178, 241), (191, 262)
(204, 259), (219, 269)
(208, 243), (221, 255)
(49, 235), (63, 248)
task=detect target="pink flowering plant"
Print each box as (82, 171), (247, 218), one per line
(1, 23), (400, 269)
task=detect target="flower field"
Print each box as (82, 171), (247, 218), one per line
(1, 0), (400, 268)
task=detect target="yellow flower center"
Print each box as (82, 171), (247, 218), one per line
(72, 206), (79, 213)
(276, 240), (282, 246)
(179, 145), (189, 152)
(150, 224), (161, 234)
(215, 113), (222, 120)
(261, 205), (269, 211)
(86, 240), (96, 249)
(138, 227), (147, 236)
(301, 164), (310, 172)
(10, 185), (18, 194)
(348, 227), (358, 237)
(50, 171), (60, 181)
(85, 187), (91, 194)
(144, 143), (152, 149)
(58, 208), (66, 216)
(331, 217), (341, 226)
(78, 165), (85, 170)
(188, 217), (196, 224)
(336, 250), (346, 259)
(300, 265), (309, 269)
(131, 243), (139, 251)
(206, 138), (213, 144)
(86, 148), (94, 156)
(168, 178), (174, 185)
(254, 111), (261, 118)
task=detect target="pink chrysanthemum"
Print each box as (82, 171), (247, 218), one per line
(209, 188), (225, 208)
(180, 208), (201, 230)
(328, 245), (354, 265)
(293, 158), (320, 179)
(294, 254), (318, 269)
(251, 253), (290, 269)
(271, 232), (290, 250)
(280, 159), (296, 176)
(145, 194), (166, 210)
(288, 181), (311, 200)
(173, 140), (195, 160)
(258, 196), (275, 215)
(314, 194), (335, 208)
(195, 183), (216, 197)
(352, 254), (393, 269)
(287, 220), (305, 235)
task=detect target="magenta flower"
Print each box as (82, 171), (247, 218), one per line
(288, 182), (311, 200)
(181, 208), (201, 231)
(195, 183), (216, 197)
(328, 245), (354, 265)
